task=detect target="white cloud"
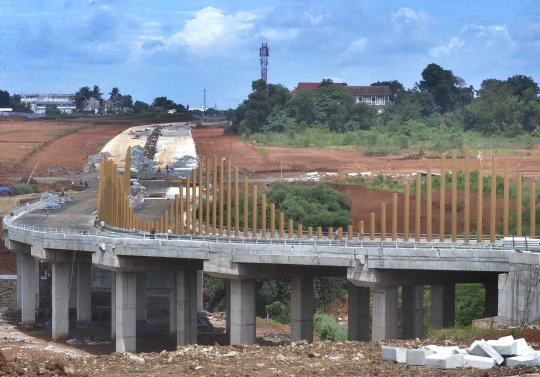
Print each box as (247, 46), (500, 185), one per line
(339, 37), (368, 64)
(167, 7), (258, 57)
(390, 7), (435, 34)
(429, 37), (465, 57)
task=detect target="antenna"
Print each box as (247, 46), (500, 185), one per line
(260, 43), (269, 82)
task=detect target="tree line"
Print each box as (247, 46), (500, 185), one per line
(226, 63), (540, 139)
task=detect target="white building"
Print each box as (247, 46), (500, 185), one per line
(21, 94), (76, 114)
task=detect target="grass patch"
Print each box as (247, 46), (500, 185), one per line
(44, 124), (88, 138)
(425, 325), (496, 343)
(313, 313), (347, 342)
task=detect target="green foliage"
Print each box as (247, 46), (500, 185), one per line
(455, 284), (486, 326)
(203, 274), (226, 312)
(13, 183), (38, 195)
(45, 104), (62, 117)
(265, 301), (290, 324)
(313, 313), (348, 341)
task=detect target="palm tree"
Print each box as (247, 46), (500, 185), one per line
(74, 86), (92, 112)
(109, 87), (122, 109)
(92, 85), (104, 114)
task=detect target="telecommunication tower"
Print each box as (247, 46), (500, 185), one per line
(260, 43), (269, 82)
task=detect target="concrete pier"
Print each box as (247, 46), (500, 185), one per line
(116, 271), (137, 353)
(372, 287), (398, 341)
(197, 270), (203, 312)
(401, 285), (424, 339)
(77, 262), (92, 322)
(136, 272), (147, 321)
(16, 253), (22, 312)
(177, 270), (197, 346)
(169, 271), (177, 339)
(52, 263), (70, 341)
(20, 253), (36, 327)
(347, 283), (370, 341)
(430, 284), (455, 329)
(225, 279), (231, 334)
(111, 272), (116, 339)
(230, 279), (256, 345)
(485, 280), (498, 317)
(290, 277), (314, 342)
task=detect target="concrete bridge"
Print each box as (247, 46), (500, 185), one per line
(3, 147), (540, 353)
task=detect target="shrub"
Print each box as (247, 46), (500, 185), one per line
(313, 313), (347, 341)
(13, 184), (37, 195)
(265, 301), (290, 324)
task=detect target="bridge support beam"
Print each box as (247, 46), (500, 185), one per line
(230, 279), (256, 345)
(177, 270), (197, 346)
(116, 271), (137, 353)
(347, 282), (370, 342)
(372, 287), (398, 341)
(136, 272), (147, 321)
(21, 253), (36, 327)
(225, 279), (231, 334)
(77, 262), (92, 322)
(16, 253), (22, 312)
(430, 284), (455, 329)
(197, 270), (204, 312)
(52, 262), (70, 341)
(401, 285), (424, 339)
(169, 271), (177, 339)
(111, 272), (116, 339)
(485, 280), (498, 318)
(291, 277), (314, 342)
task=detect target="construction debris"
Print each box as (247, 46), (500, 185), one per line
(88, 152), (113, 165)
(382, 334), (540, 369)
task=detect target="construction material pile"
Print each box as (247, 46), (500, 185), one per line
(382, 335), (540, 370)
(88, 152), (113, 164)
(47, 166), (69, 173)
(168, 155), (198, 171)
(128, 181), (145, 202)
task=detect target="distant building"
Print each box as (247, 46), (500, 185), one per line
(21, 94), (76, 114)
(296, 83), (392, 108)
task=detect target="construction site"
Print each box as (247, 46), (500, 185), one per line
(1, 115), (540, 376)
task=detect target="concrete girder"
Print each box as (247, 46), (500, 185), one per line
(92, 251), (203, 272)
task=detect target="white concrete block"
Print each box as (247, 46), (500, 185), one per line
(497, 335), (514, 342)
(486, 339), (517, 356)
(435, 346), (460, 355)
(516, 338), (529, 356)
(456, 348), (469, 355)
(425, 354), (461, 369)
(506, 355), (539, 367)
(406, 349), (435, 366)
(465, 340), (480, 353)
(462, 355), (496, 369)
(381, 346), (407, 363)
(467, 339), (504, 365)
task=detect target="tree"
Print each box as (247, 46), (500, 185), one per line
(371, 80), (404, 97)
(108, 87), (122, 108)
(417, 63), (459, 113)
(122, 94), (133, 109)
(92, 85), (104, 114)
(0, 90), (10, 107)
(75, 86), (92, 111)
(318, 78), (334, 88)
(133, 100), (150, 114)
(45, 104), (62, 117)
(152, 96), (176, 111)
(507, 74), (540, 98)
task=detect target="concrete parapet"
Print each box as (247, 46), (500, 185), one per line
(381, 346), (407, 363)
(462, 355), (496, 369)
(467, 339), (504, 365)
(425, 354), (461, 369)
(506, 355), (538, 366)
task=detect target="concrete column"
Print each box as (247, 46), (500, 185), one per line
(16, 253), (23, 312)
(52, 263), (70, 341)
(177, 270), (197, 346)
(197, 270), (203, 312)
(485, 280), (498, 318)
(68, 263), (78, 309)
(77, 262), (92, 322)
(430, 284), (455, 329)
(225, 279), (231, 334)
(169, 271), (177, 339)
(402, 285), (424, 339)
(21, 253), (36, 327)
(291, 277), (314, 342)
(116, 271), (137, 353)
(372, 287), (398, 341)
(347, 282), (370, 342)
(34, 260), (40, 310)
(230, 279), (256, 345)
(111, 271), (116, 340)
(136, 271), (147, 321)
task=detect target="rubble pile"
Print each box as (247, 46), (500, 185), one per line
(168, 155), (198, 170)
(128, 181), (145, 202)
(47, 166), (69, 173)
(383, 334), (540, 370)
(88, 152), (113, 165)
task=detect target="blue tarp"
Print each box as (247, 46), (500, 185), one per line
(0, 187), (12, 195)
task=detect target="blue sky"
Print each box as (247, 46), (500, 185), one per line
(1, 0), (539, 109)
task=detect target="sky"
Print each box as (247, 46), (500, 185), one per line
(0, 0), (539, 109)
